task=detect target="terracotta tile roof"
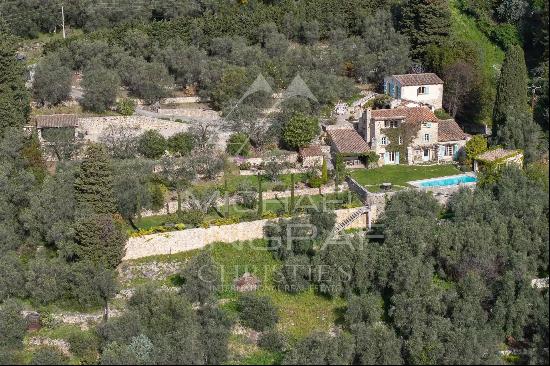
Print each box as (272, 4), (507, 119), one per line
(299, 145), (323, 157)
(392, 73), (443, 86)
(327, 129), (370, 154)
(370, 107), (438, 124)
(438, 119), (470, 142)
(32, 114), (79, 128)
(476, 148), (522, 162)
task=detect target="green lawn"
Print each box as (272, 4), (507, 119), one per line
(349, 164), (461, 191)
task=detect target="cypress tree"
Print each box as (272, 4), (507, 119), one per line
(257, 174), (263, 217)
(224, 177), (229, 218)
(289, 173), (295, 215)
(493, 45), (530, 139)
(0, 38), (30, 136)
(74, 144), (117, 216)
(73, 144), (126, 268)
(400, 0), (451, 61)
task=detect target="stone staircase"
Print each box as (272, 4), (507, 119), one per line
(332, 205), (370, 234)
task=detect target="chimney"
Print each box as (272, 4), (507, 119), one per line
(362, 108), (372, 141)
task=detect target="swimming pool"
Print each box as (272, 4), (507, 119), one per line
(409, 174), (477, 188)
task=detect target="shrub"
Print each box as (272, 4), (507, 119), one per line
(67, 330), (99, 362)
(239, 162), (252, 170)
(258, 330), (287, 353)
(464, 134), (488, 164)
(307, 175), (323, 188)
(236, 182), (258, 209)
(137, 130), (167, 159)
(30, 347), (69, 365)
(275, 255), (311, 293)
(282, 113), (320, 150)
(167, 132), (194, 156)
(365, 94), (391, 109)
(236, 294), (279, 331)
(116, 98), (136, 116)
(272, 183), (287, 192)
(226, 133), (251, 156)
(434, 108), (452, 119)
(179, 209), (206, 227)
(261, 211), (278, 220)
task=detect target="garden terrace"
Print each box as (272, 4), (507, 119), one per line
(133, 192), (362, 232)
(349, 164), (461, 192)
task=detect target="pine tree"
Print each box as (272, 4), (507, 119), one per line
(0, 38), (30, 136)
(400, 0), (451, 61)
(74, 144), (117, 216)
(493, 45), (530, 138)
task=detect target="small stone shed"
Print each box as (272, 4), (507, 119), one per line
(29, 114), (79, 142)
(234, 272), (261, 292)
(299, 145), (324, 168)
(473, 148), (524, 172)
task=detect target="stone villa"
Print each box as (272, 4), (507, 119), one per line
(359, 107), (470, 165)
(383, 73), (444, 110)
(326, 73), (471, 167)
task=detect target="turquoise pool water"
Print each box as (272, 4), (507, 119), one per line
(418, 175), (477, 188)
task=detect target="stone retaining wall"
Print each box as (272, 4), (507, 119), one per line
(124, 207), (377, 260)
(78, 116), (189, 142)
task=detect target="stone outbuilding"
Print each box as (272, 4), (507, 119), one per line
(234, 272), (261, 292)
(299, 145), (324, 168)
(327, 128), (370, 168)
(473, 148), (524, 172)
(28, 114), (79, 142)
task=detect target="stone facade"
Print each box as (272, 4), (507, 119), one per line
(383, 73), (444, 110)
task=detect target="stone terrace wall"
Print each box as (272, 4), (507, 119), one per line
(78, 116), (189, 142)
(124, 207), (377, 260)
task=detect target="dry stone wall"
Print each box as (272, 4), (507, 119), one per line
(78, 116), (189, 142)
(124, 207), (378, 260)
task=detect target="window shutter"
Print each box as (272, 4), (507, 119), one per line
(425, 86), (430, 94)
(395, 152), (400, 164)
(384, 152), (389, 164)
(439, 145), (445, 157)
(453, 144), (459, 159)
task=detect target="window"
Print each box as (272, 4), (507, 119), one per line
(398, 136), (403, 145)
(417, 86), (428, 95)
(384, 120), (399, 128)
(381, 136), (388, 145)
(423, 133), (430, 142)
(445, 145), (453, 156)
(388, 151), (397, 162)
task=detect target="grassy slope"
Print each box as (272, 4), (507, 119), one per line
(450, 0), (505, 78)
(449, 0), (505, 125)
(125, 240), (346, 341)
